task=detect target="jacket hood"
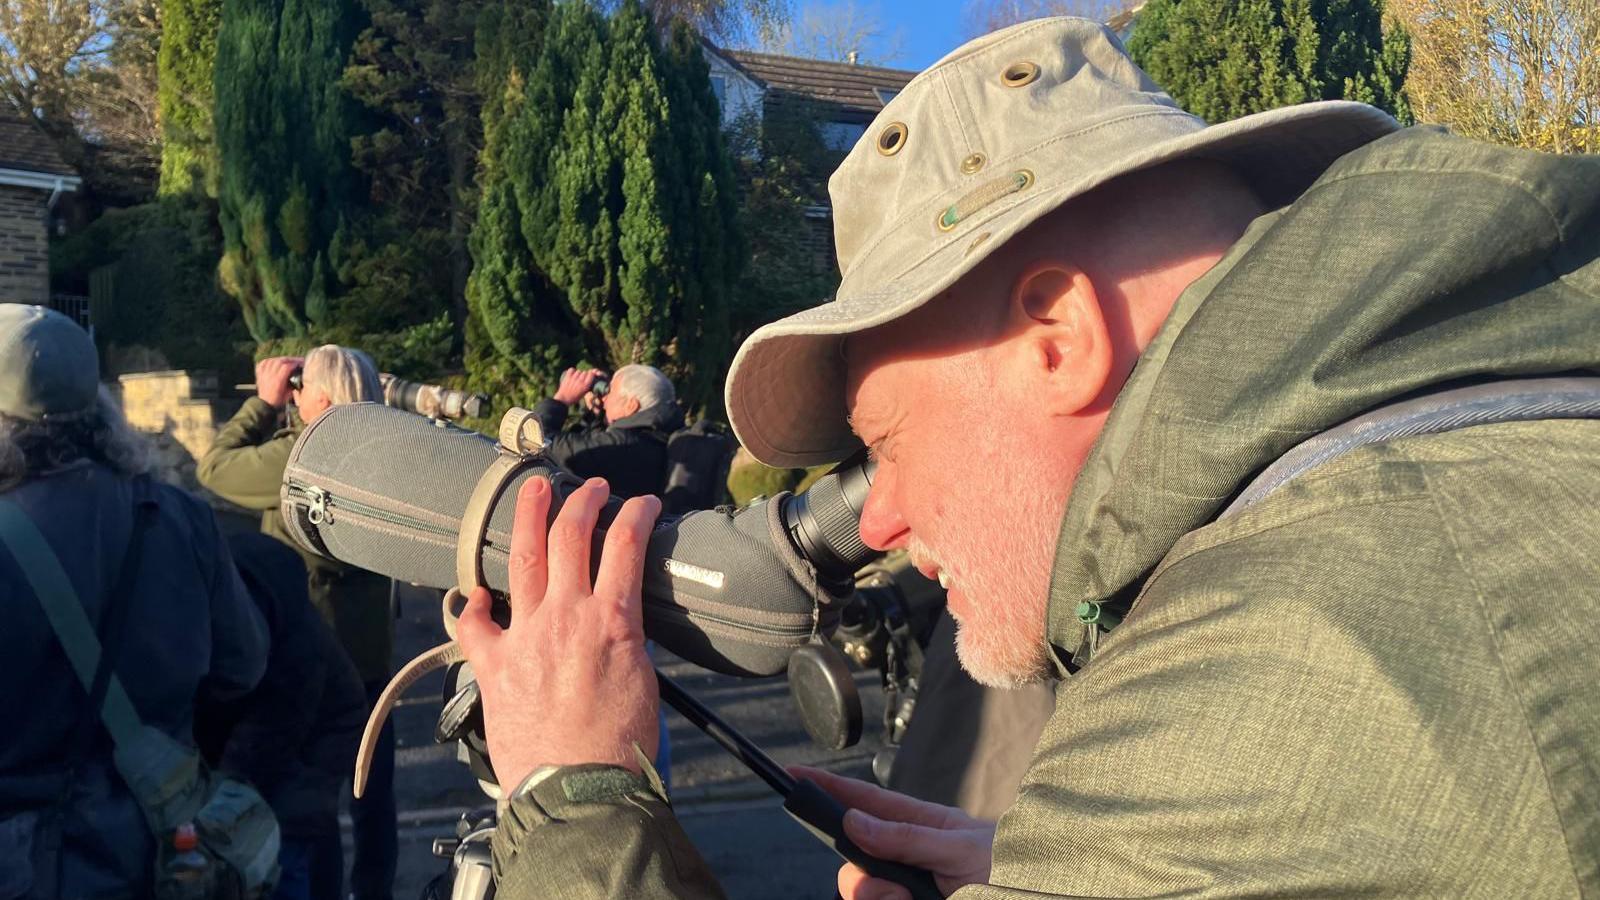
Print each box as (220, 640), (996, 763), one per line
(1045, 128), (1600, 668)
(612, 401), (686, 435)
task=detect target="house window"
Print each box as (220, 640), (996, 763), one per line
(820, 121), (867, 151)
(874, 88), (900, 105)
(711, 76), (727, 107)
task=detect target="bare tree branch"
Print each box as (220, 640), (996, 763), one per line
(758, 0), (907, 65)
(960, 0), (1133, 37)
(1393, 0), (1598, 151)
(0, 0), (161, 192)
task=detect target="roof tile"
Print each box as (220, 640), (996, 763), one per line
(721, 50), (917, 120)
(0, 118), (77, 177)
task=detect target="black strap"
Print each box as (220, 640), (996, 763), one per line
(60, 478), (158, 787)
(39, 477), (157, 891)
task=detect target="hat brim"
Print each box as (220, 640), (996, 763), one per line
(726, 101), (1399, 468)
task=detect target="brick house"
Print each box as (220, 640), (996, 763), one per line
(702, 46), (917, 272)
(0, 118), (81, 307)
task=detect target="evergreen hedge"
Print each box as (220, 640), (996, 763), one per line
(1128, 0), (1411, 124)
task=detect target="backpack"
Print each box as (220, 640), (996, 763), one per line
(660, 419), (738, 515)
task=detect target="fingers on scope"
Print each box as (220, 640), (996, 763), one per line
(545, 477), (609, 600)
(508, 478), (552, 618)
(597, 493), (661, 631)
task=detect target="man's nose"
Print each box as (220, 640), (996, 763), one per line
(857, 470), (909, 552)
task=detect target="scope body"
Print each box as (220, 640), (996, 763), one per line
(280, 403), (877, 677)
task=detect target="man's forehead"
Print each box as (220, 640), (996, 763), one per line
(841, 336), (877, 429)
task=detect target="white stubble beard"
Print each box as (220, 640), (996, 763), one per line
(908, 485), (1060, 689)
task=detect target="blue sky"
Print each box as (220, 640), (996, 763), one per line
(879, 0), (970, 70)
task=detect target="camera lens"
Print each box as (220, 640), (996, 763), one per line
(592, 377), (610, 398)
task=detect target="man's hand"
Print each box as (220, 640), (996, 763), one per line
(255, 356), (303, 410)
(792, 766), (996, 900)
(456, 477), (662, 790)
(553, 367), (608, 405)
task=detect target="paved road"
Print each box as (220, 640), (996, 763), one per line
(371, 585), (891, 899)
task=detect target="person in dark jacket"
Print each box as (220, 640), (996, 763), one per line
(532, 363), (683, 786)
(198, 345), (400, 900)
(532, 364), (685, 500)
(0, 304), (267, 898)
(195, 533), (367, 900)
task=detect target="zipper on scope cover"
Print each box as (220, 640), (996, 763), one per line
(284, 480), (457, 539)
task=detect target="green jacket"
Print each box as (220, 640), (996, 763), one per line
(490, 128), (1600, 897)
(198, 397), (395, 683)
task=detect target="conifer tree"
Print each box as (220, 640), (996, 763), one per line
(1127, 0), (1411, 124)
(214, 0), (369, 341)
(157, 0), (223, 195)
(343, 0), (485, 351)
(465, 0), (743, 411)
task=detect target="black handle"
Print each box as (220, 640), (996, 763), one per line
(782, 779), (944, 900)
(657, 672), (943, 899)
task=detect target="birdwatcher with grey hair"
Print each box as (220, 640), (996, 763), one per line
(531, 363), (686, 500)
(447, 15), (1600, 900)
(198, 345), (401, 900)
(0, 305), (267, 897)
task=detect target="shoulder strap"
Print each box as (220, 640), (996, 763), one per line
(1218, 376), (1600, 521)
(0, 481), (157, 748)
(85, 480), (157, 729)
(1071, 376), (1600, 671)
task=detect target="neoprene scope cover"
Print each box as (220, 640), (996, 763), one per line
(279, 403), (829, 677)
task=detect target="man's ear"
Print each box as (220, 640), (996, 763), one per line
(1012, 261), (1112, 416)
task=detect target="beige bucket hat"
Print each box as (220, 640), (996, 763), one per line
(725, 16), (1399, 468)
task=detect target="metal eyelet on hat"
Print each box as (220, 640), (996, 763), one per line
(1000, 61), (1040, 87)
(960, 153), (987, 175)
(877, 122), (908, 156)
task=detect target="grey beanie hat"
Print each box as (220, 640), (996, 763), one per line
(0, 304), (100, 421)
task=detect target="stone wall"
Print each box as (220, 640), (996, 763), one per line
(117, 370), (246, 503)
(0, 185), (49, 305)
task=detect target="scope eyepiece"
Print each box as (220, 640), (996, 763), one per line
(782, 451), (879, 586)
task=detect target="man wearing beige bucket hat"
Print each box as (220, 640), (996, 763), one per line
(457, 16), (1600, 899)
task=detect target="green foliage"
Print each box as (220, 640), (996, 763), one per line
(726, 458), (805, 506)
(51, 196), (252, 379)
(343, 0), (484, 354)
(728, 102), (840, 343)
(270, 312), (456, 376)
(214, 0), (369, 342)
(465, 0), (744, 413)
(158, 0), (223, 196)
(725, 458), (831, 507)
(1127, 0), (1412, 124)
